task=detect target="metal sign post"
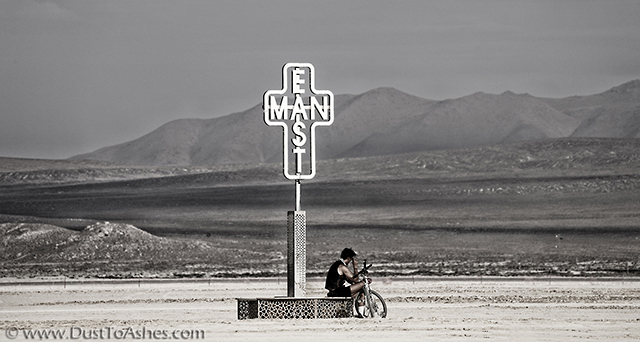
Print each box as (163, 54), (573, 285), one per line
(264, 63), (334, 297)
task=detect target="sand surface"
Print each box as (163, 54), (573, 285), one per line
(1, 277), (639, 341)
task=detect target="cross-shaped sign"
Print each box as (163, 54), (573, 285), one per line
(263, 63), (334, 180)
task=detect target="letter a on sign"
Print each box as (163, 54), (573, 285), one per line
(263, 63), (334, 180)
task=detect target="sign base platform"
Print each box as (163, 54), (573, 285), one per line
(237, 297), (353, 319)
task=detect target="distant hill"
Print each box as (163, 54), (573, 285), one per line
(71, 80), (640, 166)
(540, 79), (640, 138)
(0, 221), (220, 277)
(341, 91), (580, 158)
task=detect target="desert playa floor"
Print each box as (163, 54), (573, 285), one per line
(1, 277), (639, 341)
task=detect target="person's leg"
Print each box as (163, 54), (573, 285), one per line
(349, 282), (365, 296)
(350, 282), (366, 309)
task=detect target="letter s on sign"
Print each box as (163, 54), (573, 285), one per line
(291, 121), (307, 147)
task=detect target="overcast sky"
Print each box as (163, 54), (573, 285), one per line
(1, 0), (639, 159)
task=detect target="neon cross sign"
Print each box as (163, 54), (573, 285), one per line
(263, 63), (334, 182)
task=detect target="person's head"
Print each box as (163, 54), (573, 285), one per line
(340, 248), (357, 261)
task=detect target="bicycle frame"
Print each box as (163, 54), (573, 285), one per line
(354, 259), (387, 318)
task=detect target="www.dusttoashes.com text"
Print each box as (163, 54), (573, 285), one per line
(4, 327), (205, 340)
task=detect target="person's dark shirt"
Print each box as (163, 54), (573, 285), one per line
(325, 259), (347, 291)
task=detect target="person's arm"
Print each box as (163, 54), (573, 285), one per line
(339, 264), (359, 284)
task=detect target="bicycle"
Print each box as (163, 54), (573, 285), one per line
(353, 259), (387, 318)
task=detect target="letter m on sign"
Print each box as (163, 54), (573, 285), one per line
(263, 63), (334, 180)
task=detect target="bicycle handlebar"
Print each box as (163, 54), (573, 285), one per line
(359, 259), (372, 275)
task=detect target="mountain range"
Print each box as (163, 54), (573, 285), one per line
(71, 80), (640, 166)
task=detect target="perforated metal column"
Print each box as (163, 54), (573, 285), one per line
(287, 210), (306, 297)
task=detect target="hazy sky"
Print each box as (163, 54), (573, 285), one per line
(1, 0), (639, 159)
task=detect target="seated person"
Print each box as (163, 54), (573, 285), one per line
(325, 248), (365, 297)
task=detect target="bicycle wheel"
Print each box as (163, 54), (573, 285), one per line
(354, 289), (387, 318)
(368, 290), (387, 318)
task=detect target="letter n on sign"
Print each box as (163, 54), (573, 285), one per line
(263, 63), (334, 180)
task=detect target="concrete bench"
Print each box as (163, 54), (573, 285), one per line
(237, 297), (354, 319)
